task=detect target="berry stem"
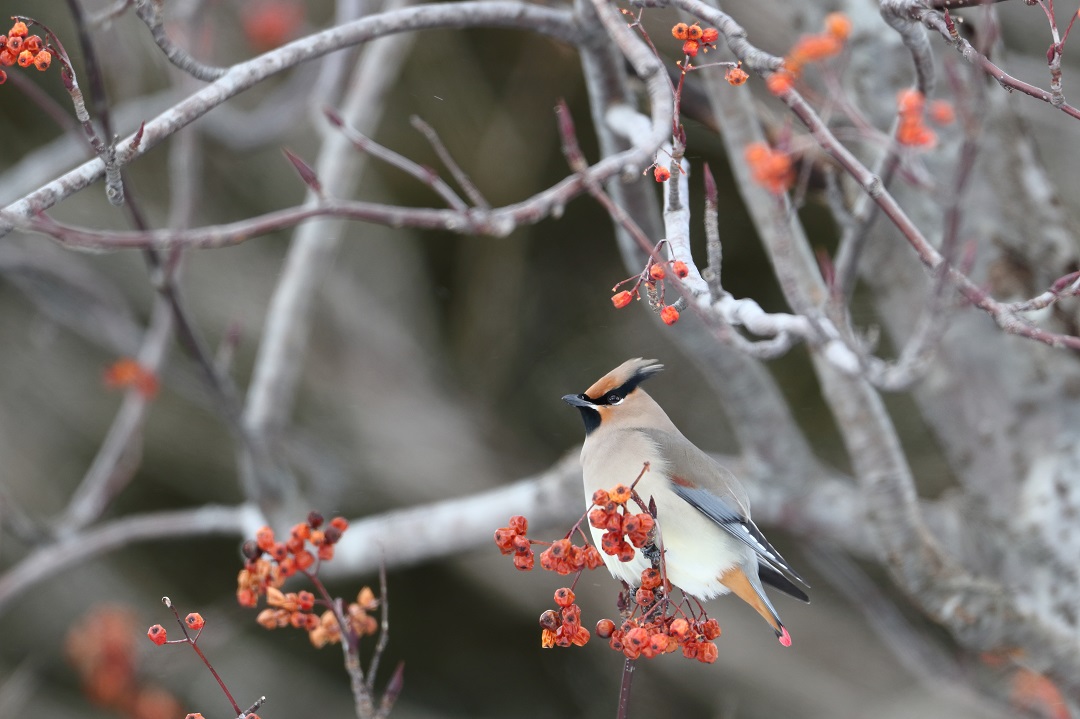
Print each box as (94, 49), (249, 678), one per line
(162, 597), (241, 716)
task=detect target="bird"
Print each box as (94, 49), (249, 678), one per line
(563, 358), (809, 646)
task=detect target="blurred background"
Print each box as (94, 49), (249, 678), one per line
(2, 0), (1079, 717)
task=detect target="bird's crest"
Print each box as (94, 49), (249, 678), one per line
(584, 358), (664, 400)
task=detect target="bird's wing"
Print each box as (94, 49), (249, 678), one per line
(639, 428), (809, 587)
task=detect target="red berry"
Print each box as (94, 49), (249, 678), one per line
(147, 624), (167, 645)
(554, 587), (576, 607)
(185, 613), (205, 631)
(611, 290), (633, 309)
(640, 568), (662, 590)
(672, 260), (689, 278)
(649, 264), (666, 280)
(653, 166), (671, 182)
(508, 515), (528, 535)
(660, 306), (680, 325)
(596, 618), (616, 638)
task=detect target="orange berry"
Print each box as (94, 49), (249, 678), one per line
(766, 70), (795, 95)
(897, 88), (925, 115)
(269, 542), (288, 562)
(0, 49), (15, 67)
(702, 617), (721, 640)
(330, 516), (349, 532)
(610, 484), (632, 504)
(16, 49), (31, 67)
(682, 39), (699, 57)
(635, 587), (655, 606)
(242, 0), (304, 51)
(588, 508), (609, 529)
(725, 66), (749, 86)
(701, 27), (719, 44)
(185, 613), (205, 631)
(297, 591), (315, 611)
(541, 628), (557, 648)
(8, 21), (28, 38)
(788, 33), (841, 64)
(0, 69), (6, 84)
(660, 305), (680, 325)
(291, 522), (311, 540)
(698, 641), (719, 663)
(508, 515), (528, 535)
(584, 546), (604, 569)
(649, 264), (666, 280)
(294, 549), (315, 570)
(146, 624), (167, 645)
(611, 290), (634, 309)
(310, 529), (325, 546)
(653, 165), (671, 182)
(572, 626), (591, 646)
(554, 587), (575, 607)
(929, 99), (955, 125)
(616, 541), (635, 562)
(317, 543), (335, 561)
(591, 489), (611, 506)
(672, 260), (689, 278)
(6, 35), (22, 52)
(596, 618), (616, 638)
(744, 142), (795, 194)
(825, 12), (852, 41)
(236, 588), (258, 607)
(687, 24), (703, 41)
(186, 714), (206, 719)
(255, 526), (275, 551)
(24, 35), (41, 53)
(640, 568), (662, 590)
(513, 553), (535, 570)
(671, 23), (688, 41)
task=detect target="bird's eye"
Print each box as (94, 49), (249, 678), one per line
(607, 393), (622, 405)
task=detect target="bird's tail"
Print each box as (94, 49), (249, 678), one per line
(718, 563), (793, 647)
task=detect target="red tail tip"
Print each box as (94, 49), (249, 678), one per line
(778, 627), (792, 647)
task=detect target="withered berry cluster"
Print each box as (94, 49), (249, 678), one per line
(601, 604), (722, 663)
(496, 479), (725, 663)
(0, 20), (52, 85)
(610, 258), (689, 325)
(671, 22), (719, 58)
(539, 587), (590, 648)
(235, 511), (377, 648)
(588, 485), (655, 559)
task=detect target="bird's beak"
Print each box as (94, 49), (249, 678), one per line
(562, 394), (597, 409)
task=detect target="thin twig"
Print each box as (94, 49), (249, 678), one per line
(410, 115), (491, 209)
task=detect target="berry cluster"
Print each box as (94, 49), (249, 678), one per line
(68, 604), (183, 718)
(599, 599), (722, 664)
(539, 587), (591, 648)
(588, 485), (656, 560)
(234, 511), (373, 648)
(256, 586), (379, 649)
(236, 511), (347, 607)
(0, 20), (52, 85)
(495, 472), (719, 659)
(671, 22), (719, 58)
(766, 12), (850, 95)
(610, 258), (690, 326)
(495, 515), (606, 574)
(494, 514), (536, 570)
(895, 89), (955, 148)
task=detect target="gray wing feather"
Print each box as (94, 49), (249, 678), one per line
(638, 427), (808, 587)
